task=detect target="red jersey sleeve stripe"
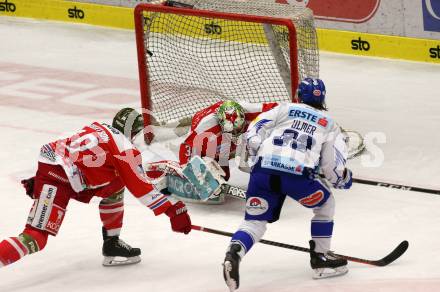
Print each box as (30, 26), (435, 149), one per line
(148, 197), (169, 210)
(138, 193), (172, 216)
(150, 199), (172, 216)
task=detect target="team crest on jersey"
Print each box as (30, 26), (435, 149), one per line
(299, 191), (325, 207)
(246, 197), (268, 215)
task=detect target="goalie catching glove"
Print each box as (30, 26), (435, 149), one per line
(165, 201), (191, 234)
(144, 160), (186, 195)
(145, 160), (184, 178)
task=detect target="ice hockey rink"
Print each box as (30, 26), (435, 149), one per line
(1, 16), (440, 292)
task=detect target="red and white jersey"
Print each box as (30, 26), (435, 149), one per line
(38, 122), (171, 215)
(179, 101), (278, 178)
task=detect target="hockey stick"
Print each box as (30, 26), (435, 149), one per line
(225, 177), (440, 200)
(224, 175), (440, 201)
(191, 225), (409, 267)
(314, 171), (440, 196)
(352, 177), (440, 196)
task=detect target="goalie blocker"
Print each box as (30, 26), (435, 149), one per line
(145, 157), (246, 204)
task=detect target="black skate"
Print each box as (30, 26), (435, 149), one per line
(309, 240), (348, 279)
(102, 228), (141, 267)
(223, 244), (241, 292)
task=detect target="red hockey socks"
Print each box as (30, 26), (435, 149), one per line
(99, 200), (124, 237)
(0, 227), (48, 267)
(0, 237), (26, 266)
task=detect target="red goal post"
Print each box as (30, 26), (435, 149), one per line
(134, 1), (318, 143)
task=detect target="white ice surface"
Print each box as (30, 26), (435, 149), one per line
(1, 17), (440, 292)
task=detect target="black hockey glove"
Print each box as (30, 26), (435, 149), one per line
(21, 177), (35, 199)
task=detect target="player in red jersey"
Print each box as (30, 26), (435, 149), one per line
(178, 100), (278, 180)
(0, 108), (191, 268)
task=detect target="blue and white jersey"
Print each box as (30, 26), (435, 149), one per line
(246, 103), (348, 186)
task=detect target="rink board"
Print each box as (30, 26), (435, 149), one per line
(0, 0), (439, 63)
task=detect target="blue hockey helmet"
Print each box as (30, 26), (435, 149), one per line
(297, 78), (327, 110)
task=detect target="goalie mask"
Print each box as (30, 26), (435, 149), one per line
(217, 101), (246, 136)
(112, 108), (144, 140)
(298, 78), (327, 110)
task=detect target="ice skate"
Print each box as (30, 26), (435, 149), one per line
(309, 240), (348, 279)
(102, 228), (141, 267)
(223, 244), (242, 292)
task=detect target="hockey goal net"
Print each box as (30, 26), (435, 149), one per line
(134, 0), (319, 142)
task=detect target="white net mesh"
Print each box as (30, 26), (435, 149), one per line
(136, 1), (319, 126)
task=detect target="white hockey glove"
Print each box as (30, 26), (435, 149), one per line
(247, 135), (262, 157)
(333, 168), (353, 189)
(236, 135), (262, 173)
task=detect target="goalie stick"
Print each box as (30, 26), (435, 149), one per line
(191, 225), (409, 267)
(221, 184), (246, 200)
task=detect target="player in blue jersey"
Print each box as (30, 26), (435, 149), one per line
(222, 78), (353, 290)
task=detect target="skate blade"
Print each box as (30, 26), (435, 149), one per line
(223, 261), (238, 292)
(103, 256), (141, 267)
(312, 266), (348, 279)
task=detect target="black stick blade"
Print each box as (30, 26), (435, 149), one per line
(335, 240), (409, 267)
(374, 240), (409, 267)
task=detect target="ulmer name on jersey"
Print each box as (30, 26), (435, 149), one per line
(291, 120), (317, 135)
